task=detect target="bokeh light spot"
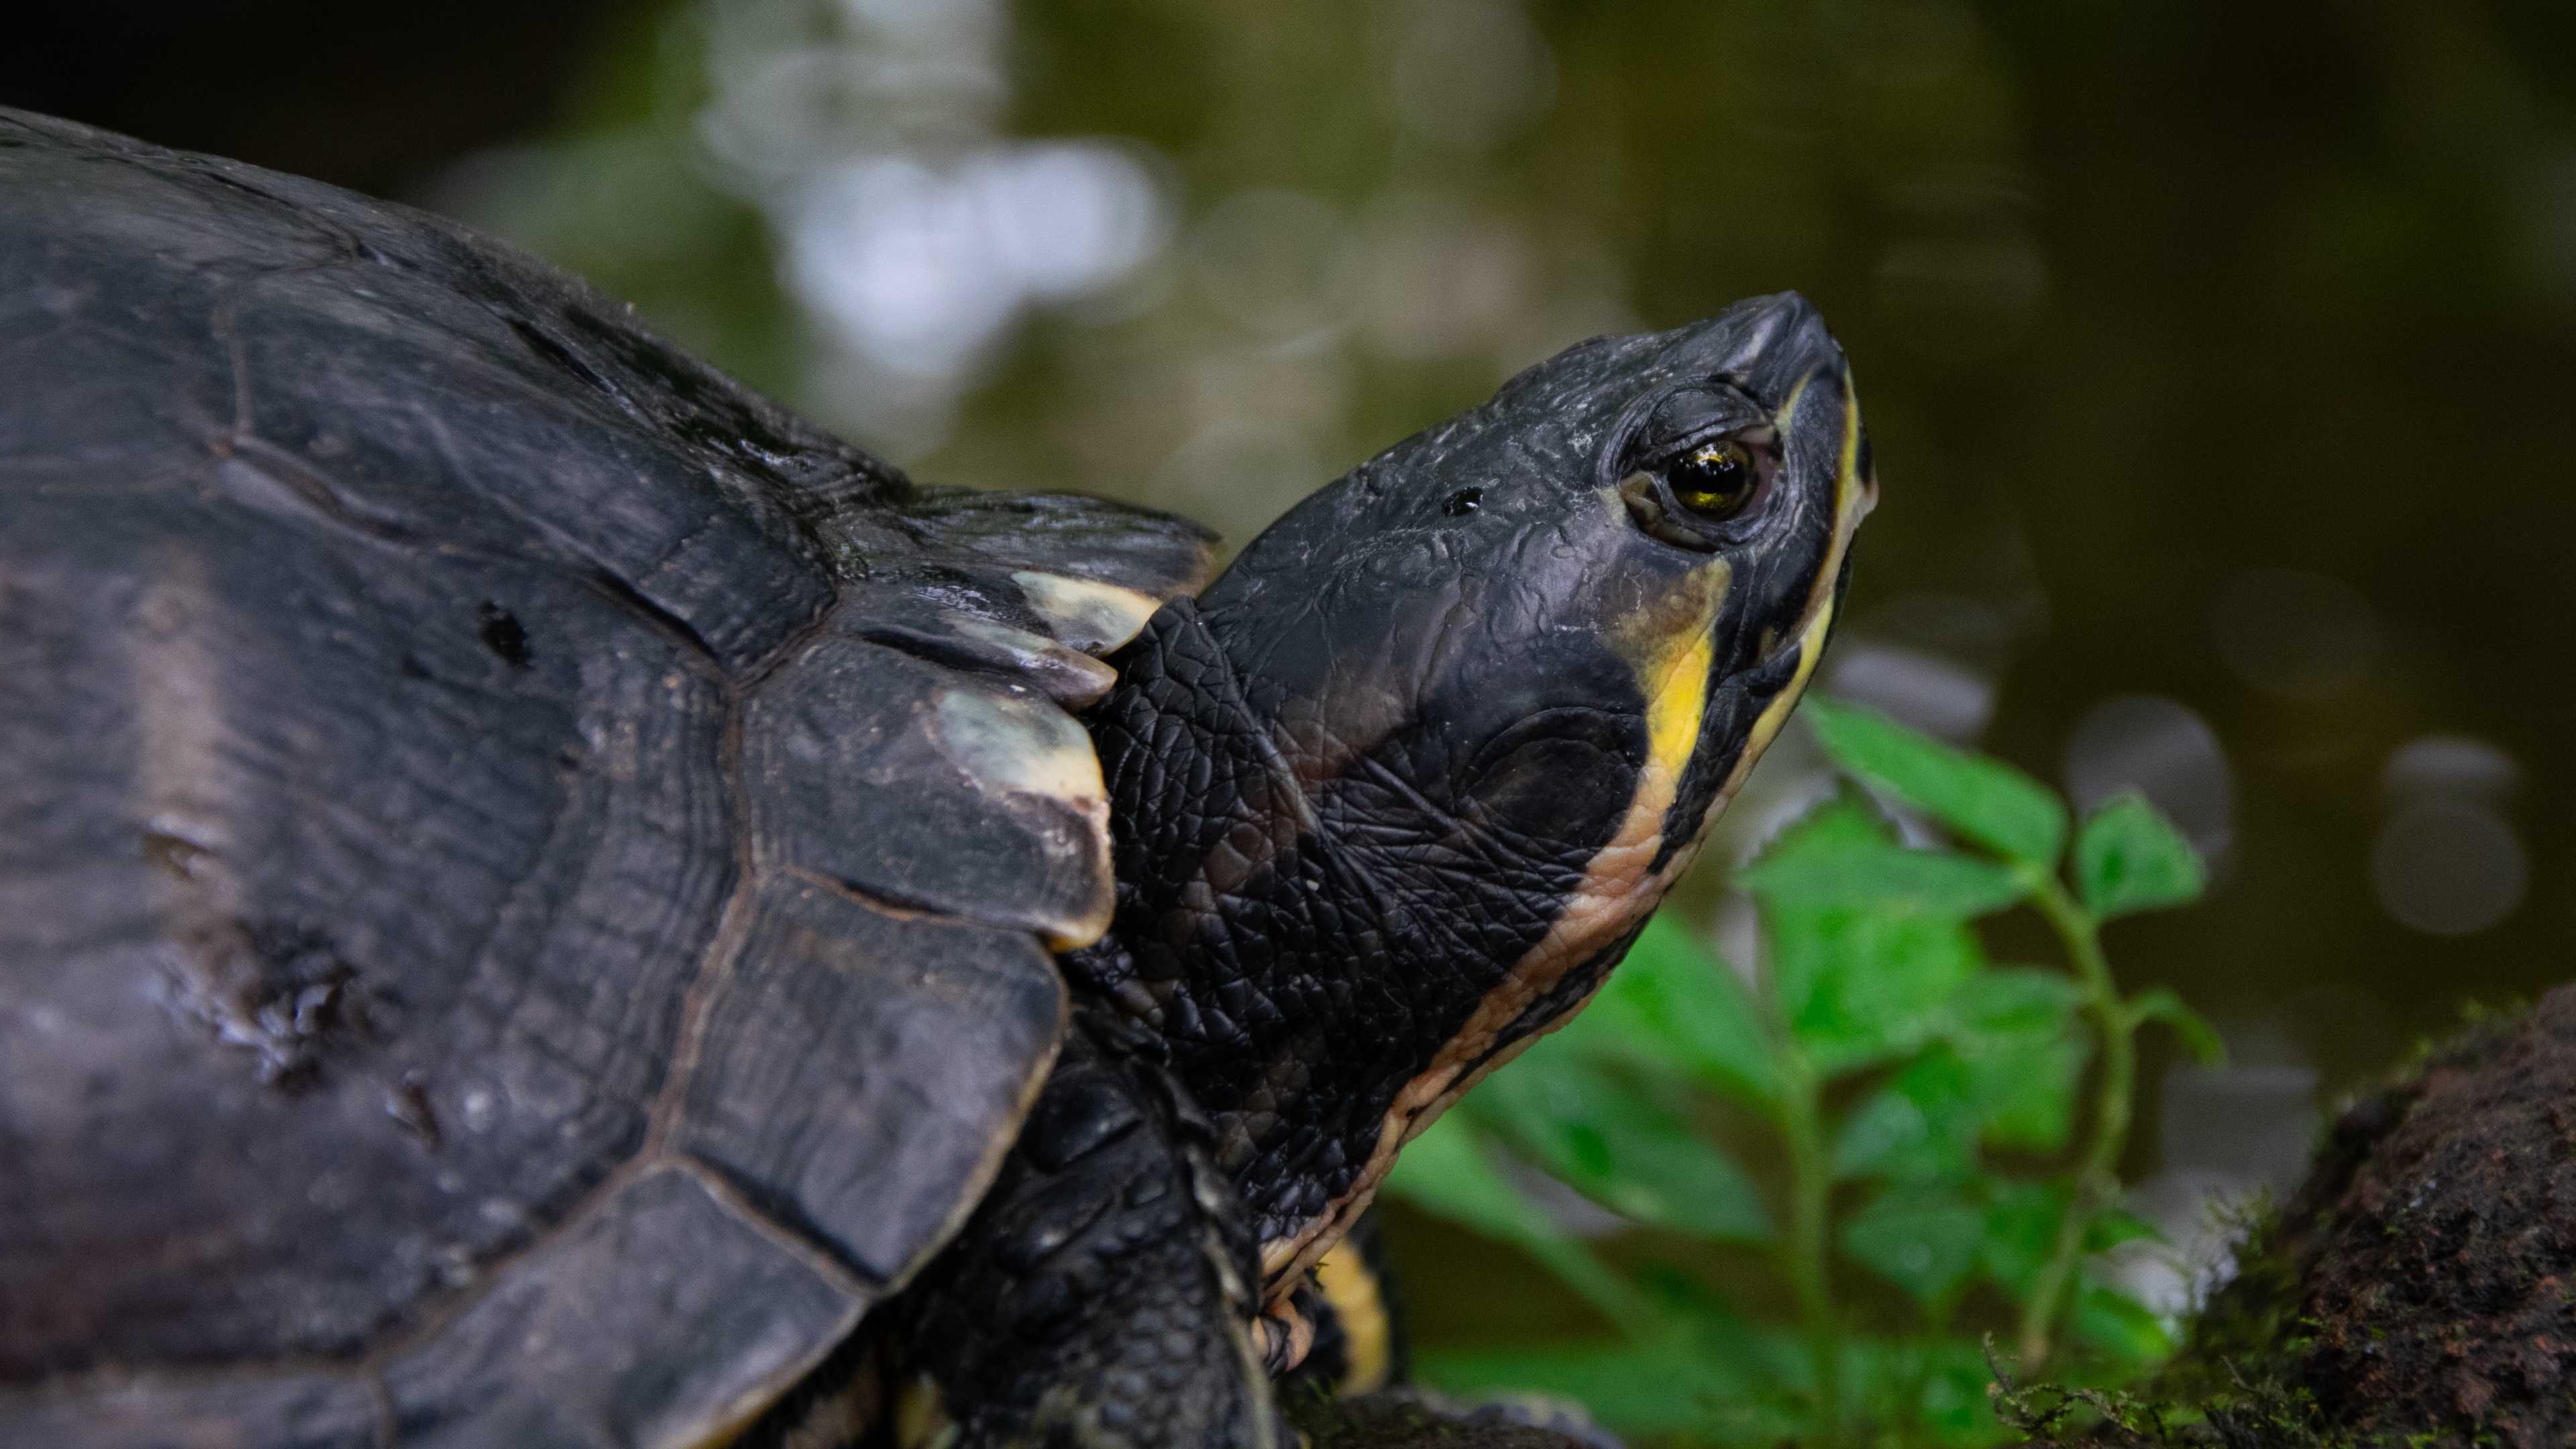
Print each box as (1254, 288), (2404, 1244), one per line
(2063, 694), (2234, 867)
(788, 142), (1167, 379)
(2379, 733), (2520, 804)
(2371, 800), (2526, 936)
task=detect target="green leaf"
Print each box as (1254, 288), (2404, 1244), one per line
(2130, 987), (2226, 1065)
(1471, 1039), (1774, 1243)
(1736, 799), (2028, 918)
(1562, 914), (1781, 1108)
(1943, 969), (2090, 1152)
(1980, 1180), (2074, 1299)
(1942, 966), (2085, 1032)
(1804, 696), (2070, 866)
(1911, 1338), (2014, 1444)
(2076, 793), (2206, 919)
(1966, 1034), (2088, 1153)
(1841, 1185), (1986, 1305)
(1387, 1112), (1676, 1341)
(1831, 1049), (1981, 1182)
(1381, 1111), (1565, 1249)
(1768, 900), (1984, 1073)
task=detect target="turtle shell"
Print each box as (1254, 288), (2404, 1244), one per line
(0, 109), (1215, 1448)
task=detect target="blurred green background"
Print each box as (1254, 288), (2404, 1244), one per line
(14, 0), (2574, 1397)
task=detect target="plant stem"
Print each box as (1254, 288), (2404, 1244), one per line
(2017, 875), (2137, 1368)
(1776, 1045), (1841, 1434)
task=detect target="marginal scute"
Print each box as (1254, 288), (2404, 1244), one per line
(825, 580), (1120, 708)
(1010, 571), (1169, 655)
(746, 638), (1116, 949)
(380, 1167), (865, 1449)
(672, 875), (1067, 1286)
(932, 689), (1108, 822)
(943, 615), (1123, 707)
(820, 486), (1216, 696)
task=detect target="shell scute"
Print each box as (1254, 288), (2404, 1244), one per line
(672, 875), (1067, 1286)
(746, 639), (1115, 950)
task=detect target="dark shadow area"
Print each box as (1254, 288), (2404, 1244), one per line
(0, 0), (617, 197)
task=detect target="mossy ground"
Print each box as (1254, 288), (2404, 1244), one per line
(2009, 991), (2576, 1448)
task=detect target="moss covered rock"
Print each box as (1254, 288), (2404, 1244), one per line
(2019, 987), (2576, 1447)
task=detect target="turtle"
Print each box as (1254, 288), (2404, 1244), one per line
(0, 107), (1874, 1449)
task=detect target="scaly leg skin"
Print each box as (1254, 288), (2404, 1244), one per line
(747, 1007), (1279, 1449)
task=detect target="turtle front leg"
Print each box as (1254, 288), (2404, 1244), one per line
(754, 1007), (1282, 1449)
(893, 1008), (1280, 1448)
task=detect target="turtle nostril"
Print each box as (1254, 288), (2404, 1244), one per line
(1441, 488), (1483, 517)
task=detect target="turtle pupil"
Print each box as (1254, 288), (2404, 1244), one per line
(1442, 487), (1483, 517)
(1668, 442), (1754, 519)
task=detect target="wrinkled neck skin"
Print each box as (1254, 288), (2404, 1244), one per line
(1065, 588), (1817, 1297)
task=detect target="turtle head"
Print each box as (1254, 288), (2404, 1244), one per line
(1203, 290), (1871, 986)
(1081, 292), (1872, 1290)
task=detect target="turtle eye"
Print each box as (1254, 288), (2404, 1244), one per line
(1664, 439), (1758, 520)
(1619, 423), (1779, 549)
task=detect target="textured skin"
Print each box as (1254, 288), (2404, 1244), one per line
(0, 109), (1212, 1448)
(1073, 600), (1629, 1235)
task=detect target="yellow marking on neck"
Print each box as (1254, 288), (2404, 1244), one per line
(1313, 1245), (1395, 1393)
(1260, 551), (1731, 1296)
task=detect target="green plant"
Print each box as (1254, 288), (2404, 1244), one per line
(1384, 697), (2222, 1446)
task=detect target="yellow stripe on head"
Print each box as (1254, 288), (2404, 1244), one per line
(1741, 364), (1870, 766)
(1743, 592), (1832, 765)
(1615, 548), (1728, 804)
(1642, 627), (1714, 790)
(1832, 363), (1876, 525)
(1773, 371), (1812, 431)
